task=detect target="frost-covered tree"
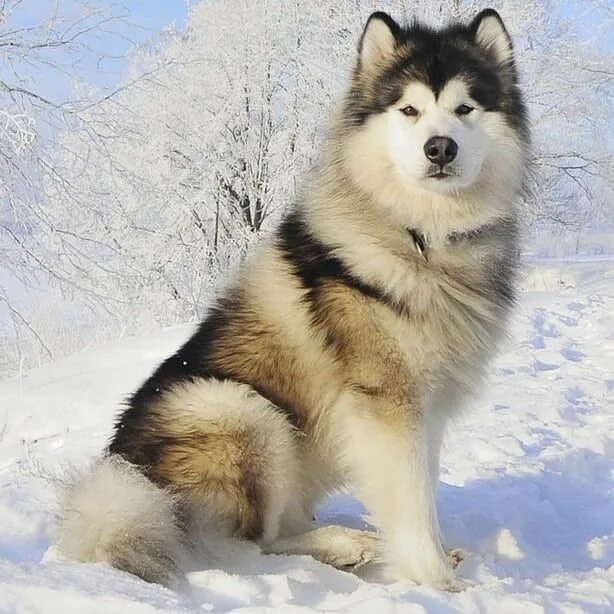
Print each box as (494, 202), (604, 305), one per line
(2, 0), (612, 377)
(35, 0), (400, 333)
(501, 0), (613, 253)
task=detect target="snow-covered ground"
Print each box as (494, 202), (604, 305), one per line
(0, 260), (612, 613)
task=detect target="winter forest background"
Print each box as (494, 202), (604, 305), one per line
(1, 0), (612, 379)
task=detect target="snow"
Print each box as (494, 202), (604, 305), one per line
(0, 260), (612, 613)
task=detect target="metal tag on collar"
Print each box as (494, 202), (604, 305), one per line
(408, 229), (428, 261)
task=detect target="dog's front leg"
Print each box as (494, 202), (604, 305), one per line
(341, 395), (463, 591)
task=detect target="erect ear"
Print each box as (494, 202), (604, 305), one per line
(358, 12), (401, 72)
(470, 9), (514, 67)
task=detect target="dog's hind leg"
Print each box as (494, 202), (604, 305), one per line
(262, 525), (380, 570)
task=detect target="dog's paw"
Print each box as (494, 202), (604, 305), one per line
(323, 528), (380, 570)
(446, 547), (470, 569)
(389, 548), (471, 592)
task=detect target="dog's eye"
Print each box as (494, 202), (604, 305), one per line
(455, 104), (474, 116)
(400, 105), (419, 117)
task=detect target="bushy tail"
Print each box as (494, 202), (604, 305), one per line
(57, 455), (184, 585)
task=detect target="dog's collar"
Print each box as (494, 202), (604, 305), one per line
(406, 224), (491, 261)
(407, 229), (428, 261)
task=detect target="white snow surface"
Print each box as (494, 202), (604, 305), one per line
(0, 260), (612, 613)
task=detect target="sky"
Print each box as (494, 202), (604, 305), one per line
(4, 0), (191, 104)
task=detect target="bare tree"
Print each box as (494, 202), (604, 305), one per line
(1, 0), (611, 378)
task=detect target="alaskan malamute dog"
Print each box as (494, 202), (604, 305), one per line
(58, 9), (528, 591)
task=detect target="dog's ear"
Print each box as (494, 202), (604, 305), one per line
(470, 9), (514, 67)
(358, 12), (401, 72)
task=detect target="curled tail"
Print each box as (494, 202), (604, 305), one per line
(57, 455), (184, 585)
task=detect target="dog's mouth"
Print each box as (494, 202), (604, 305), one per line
(427, 171), (453, 179)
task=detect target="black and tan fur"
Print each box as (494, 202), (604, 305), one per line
(58, 9), (528, 591)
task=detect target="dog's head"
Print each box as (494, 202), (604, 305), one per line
(338, 10), (528, 224)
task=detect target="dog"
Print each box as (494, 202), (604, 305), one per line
(58, 9), (528, 591)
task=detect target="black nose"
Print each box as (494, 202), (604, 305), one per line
(423, 136), (458, 166)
